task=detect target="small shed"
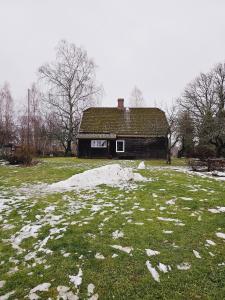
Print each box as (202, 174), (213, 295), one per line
(77, 99), (169, 159)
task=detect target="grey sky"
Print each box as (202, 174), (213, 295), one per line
(0, 0), (225, 108)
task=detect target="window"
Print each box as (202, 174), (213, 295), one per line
(116, 140), (125, 152)
(91, 140), (107, 148)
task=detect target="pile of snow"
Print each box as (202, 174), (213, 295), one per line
(47, 164), (147, 192)
(138, 161), (145, 170)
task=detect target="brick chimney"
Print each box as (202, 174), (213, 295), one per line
(117, 98), (124, 109)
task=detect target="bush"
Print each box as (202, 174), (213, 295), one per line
(7, 145), (33, 165)
(194, 145), (216, 160)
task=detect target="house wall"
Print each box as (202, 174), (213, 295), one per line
(78, 137), (168, 159)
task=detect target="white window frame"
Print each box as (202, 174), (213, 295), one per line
(91, 140), (107, 148)
(116, 140), (125, 152)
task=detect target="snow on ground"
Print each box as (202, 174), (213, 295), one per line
(193, 250), (201, 259)
(69, 268), (83, 288)
(112, 230), (124, 239)
(216, 232), (225, 239)
(137, 161), (145, 169)
(146, 261), (160, 282)
(0, 160), (225, 297)
(145, 249), (160, 256)
(47, 164), (148, 193)
(28, 283), (51, 300)
(111, 245), (133, 254)
(208, 207), (225, 213)
(177, 263), (191, 270)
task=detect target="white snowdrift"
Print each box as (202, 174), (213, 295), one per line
(138, 161), (145, 170)
(47, 164), (147, 192)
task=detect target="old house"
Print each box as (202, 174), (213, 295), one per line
(77, 99), (169, 159)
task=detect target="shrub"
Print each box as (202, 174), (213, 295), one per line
(194, 145), (216, 160)
(7, 145), (33, 165)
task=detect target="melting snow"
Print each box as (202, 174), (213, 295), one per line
(166, 199), (176, 205)
(180, 197), (193, 201)
(111, 245), (133, 254)
(145, 249), (160, 256)
(206, 239), (216, 246)
(29, 283), (51, 299)
(177, 263), (191, 270)
(57, 286), (78, 300)
(69, 268), (83, 288)
(193, 250), (201, 258)
(158, 263), (171, 273)
(95, 253), (105, 259)
(216, 232), (225, 240)
(0, 291), (15, 300)
(112, 230), (124, 239)
(47, 164), (147, 192)
(146, 261), (160, 282)
(87, 283), (95, 296)
(137, 161), (145, 170)
(208, 207), (225, 214)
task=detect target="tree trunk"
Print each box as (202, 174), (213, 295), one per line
(65, 140), (72, 156)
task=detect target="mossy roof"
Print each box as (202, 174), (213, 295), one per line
(79, 107), (169, 137)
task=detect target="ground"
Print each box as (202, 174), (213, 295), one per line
(0, 158), (225, 300)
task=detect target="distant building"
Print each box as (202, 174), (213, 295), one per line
(77, 99), (169, 159)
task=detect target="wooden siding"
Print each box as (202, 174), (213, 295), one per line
(78, 137), (167, 159)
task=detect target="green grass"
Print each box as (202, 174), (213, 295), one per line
(0, 158), (225, 299)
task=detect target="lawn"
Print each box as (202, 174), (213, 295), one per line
(0, 158), (225, 299)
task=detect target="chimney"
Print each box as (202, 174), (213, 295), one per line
(117, 98), (124, 109)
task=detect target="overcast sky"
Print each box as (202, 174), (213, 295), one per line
(0, 0), (225, 108)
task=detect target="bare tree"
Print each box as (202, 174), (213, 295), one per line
(179, 62), (225, 157)
(179, 72), (216, 122)
(213, 63), (225, 111)
(0, 83), (14, 147)
(38, 40), (102, 156)
(129, 86), (145, 107)
(166, 104), (180, 164)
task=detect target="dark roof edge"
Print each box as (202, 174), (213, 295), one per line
(83, 107), (166, 113)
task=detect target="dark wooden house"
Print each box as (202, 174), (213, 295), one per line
(77, 99), (169, 159)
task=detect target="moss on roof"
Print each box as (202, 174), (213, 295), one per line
(79, 107), (169, 137)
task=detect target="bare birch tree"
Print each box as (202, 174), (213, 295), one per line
(0, 83), (14, 147)
(166, 104), (180, 164)
(129, 86), (145, 107)
(38, 40), (102, 156)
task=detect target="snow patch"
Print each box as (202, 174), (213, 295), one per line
(145, 249), (160, 256)
(208, 207), (225, 214)
(95, 253), (105, 260)
(111, 245), (133, 254)
(112, 230), (124, 239)
(216, 232), (225, 240)
(177, 263), (191, 270)
(193, 250), (201, 258)
(137, 161), (145, 170)
(69, 268), (83, 288)
(206, 239), (216, 246)
(29, 283), (51, 300)
(47, 164), (147, 192)
(0, 291), (15, 300)
(146, 261), (160, 282)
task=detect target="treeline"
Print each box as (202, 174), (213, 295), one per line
(0, 39), (225, 162)
(0, 40), (102, 161)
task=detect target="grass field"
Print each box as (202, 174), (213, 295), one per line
(0, 158), (225, 299)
